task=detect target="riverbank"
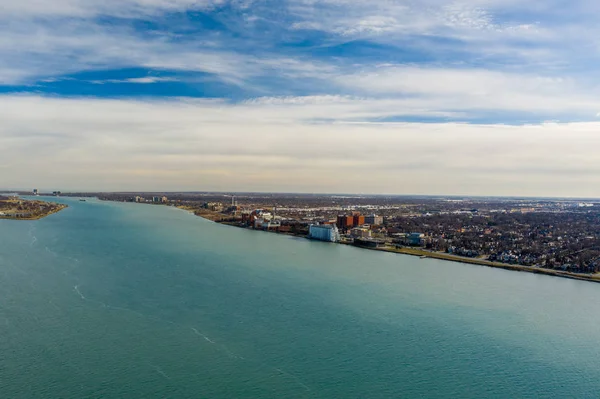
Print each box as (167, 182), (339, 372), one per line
(175, 206), (225, 221)
(379, 246), (600, 284)
(187, 211), (600, 284)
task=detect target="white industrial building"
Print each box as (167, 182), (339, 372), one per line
(309, 225), (341, 242)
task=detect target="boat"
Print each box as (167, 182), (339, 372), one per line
(79, 199), (86, 202)
(420, 255), (427, 259)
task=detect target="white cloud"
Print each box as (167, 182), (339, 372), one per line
(0, 0), (229, 18)
(335, 66), (600, 117)
(90, 77), (178, 84)
(124, 77), (174, 84)
(2, 94), (600, 196)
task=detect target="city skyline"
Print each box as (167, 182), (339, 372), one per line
(2, 1), (600, 196)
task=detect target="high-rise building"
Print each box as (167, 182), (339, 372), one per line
(336, 215), (354, 229)
(353, 214), (365, 226)
(365, 215), (383, 225)
(32, 189), (38, 196)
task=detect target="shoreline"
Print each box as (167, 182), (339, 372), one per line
(377, 246), (600, 284)
(186, 210), (600, 285)
(0, 203), (68, 221)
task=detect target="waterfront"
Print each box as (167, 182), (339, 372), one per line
(70, 191), (600, 276)
(211, 214), (600, 284)
(2, 198), (600, 398)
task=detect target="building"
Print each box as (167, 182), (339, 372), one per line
(353, 214), (365, 226)
(309, 225), (341, 242)
(152, 196), (161, 203)
(3, 212), (32, 218)
(32, 189), (38, 196)
(241, 211), (251, 224)
(365, 215), (383, 226)
(204, 202), (224, 212)
(351, 227), (372, 239)
(255, 219), (281, 230)
(226, 205), (240, 214)
(337, 214), (366, 228)
(337, 215), (354, 229)
(249, 210), (276, 228)
(161, 196), (168, 203)
(250, 210), (272, 223)
(408, 233), (425, 246)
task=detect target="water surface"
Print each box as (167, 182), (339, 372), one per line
(1, 198), (599, 398)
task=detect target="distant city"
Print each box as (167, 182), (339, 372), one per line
(11, 189), (596, 279)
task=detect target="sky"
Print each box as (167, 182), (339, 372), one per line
(2, 0), (600, 196)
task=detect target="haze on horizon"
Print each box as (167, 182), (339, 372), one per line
(2, 0), (600, 197)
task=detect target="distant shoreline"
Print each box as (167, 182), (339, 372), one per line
(181, 207), (600, 285)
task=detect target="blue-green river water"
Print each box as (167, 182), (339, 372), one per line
(1, 197), (600, 398)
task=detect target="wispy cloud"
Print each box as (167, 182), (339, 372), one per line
(0, 24), (335, 97)
(289, 0), (530, 36)
(90, 77), (178, 84)
(0, 0), (229, 18)
(333, 66), (600, 119)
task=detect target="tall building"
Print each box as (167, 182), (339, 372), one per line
(337, 215), (353, 229)
(365, 215), (383, 225)
(353, 214), (365, 226)
(309, 225), (341, 242)
(32, 189), (38, 196)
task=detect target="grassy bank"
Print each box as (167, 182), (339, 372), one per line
(176, 206), (225, 222)
(381, 246), (600, 284)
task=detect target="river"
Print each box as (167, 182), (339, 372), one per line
(1, 197), (599, 398)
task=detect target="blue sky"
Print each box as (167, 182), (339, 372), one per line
(2, 0), (600, 195)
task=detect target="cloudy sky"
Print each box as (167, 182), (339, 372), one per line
(2, 0), (600, 196)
